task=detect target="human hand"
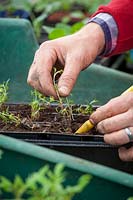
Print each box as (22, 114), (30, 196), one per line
(90, 92), (133, 161)
(27, 23), (105, 98)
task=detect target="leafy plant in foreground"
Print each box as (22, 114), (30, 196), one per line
(0, 163), (91, 200)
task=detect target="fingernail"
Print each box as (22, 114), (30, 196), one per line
(89, 118), (95, 125)
(58, 86), (69, 96)
(97, 123), (105, 134)
(118, 147), (125, 153)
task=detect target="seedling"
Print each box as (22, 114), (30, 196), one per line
(53, 68), (67, 112)
(53, 68), (63, 102)
(0, 108), (21, 126)
(0, 80), (9, 107)
(53, 68), (75, 132)
(59, 97), (74, 120)
(30, 90), (42, 121)
(53, 68), (73, 117)
(0, 163), (91, 200)
(30, 90), (56, 121)
(75, 99), (98, 115)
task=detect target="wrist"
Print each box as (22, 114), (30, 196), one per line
(88, 13), (118, 56)
(75, 22), (105, 56)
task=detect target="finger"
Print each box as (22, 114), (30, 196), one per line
(118, 146), (133, 161)
(104, 127), (133, 145)
(58, 53), (82, 97)
(28, 43), (57, 97)
(35, 45), (57, 96)
(97, 109), (133, 133)
(90, 93), (133, 124)
(27, 67), (43, 93)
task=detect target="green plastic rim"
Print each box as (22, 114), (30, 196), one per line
(0, 134), (132, 188)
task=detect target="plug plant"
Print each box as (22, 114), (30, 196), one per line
(53, 68), (75, 132)
(0, 80), (21, 127)
(0, 163), (91, 200)
(53, 68), (73, 117)
(30, 90), (43, 121)
(75, 99), (98, 115)
(0, 108), (21, 126)
(0, 80), (9, 107)
(30, 89), (56, 120)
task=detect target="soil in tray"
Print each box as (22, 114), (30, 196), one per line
(0, 104), (98, 135)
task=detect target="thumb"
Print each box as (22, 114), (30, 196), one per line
(58, 55), (82, 97)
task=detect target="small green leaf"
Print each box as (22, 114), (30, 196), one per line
(56, 23), (71, 35)
(43, 25), (54, 34)
(48, 28), (66, 40)
(71, 22), (84, 33)
(70, 11), (85, 19)
(33, 12), (48, 38)
(61, 16), (71, 24)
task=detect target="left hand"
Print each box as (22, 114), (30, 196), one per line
(27, 23), (105, 98)
(90, 92), (133, 161)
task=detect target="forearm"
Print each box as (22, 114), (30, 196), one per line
(92, 0), (133, 56)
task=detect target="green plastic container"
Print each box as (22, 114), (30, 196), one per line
(0, 18), (133, 199)
(0, 18), (38, 102)
(0, 134), (133, 200)
(0, 18), (132, 104)
(75, 64), (133, 104)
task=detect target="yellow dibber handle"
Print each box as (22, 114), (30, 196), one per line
(121, 85), (133, 95)
(75, 85), (133, 134)
(75, 120), (94, 134)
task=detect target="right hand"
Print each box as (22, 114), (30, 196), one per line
(27, 23), (105, 98)
(90, 92), (133, 161)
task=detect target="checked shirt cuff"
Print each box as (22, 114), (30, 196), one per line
(88, 13), (118, 56)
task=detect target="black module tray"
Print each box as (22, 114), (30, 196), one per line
(0, 103), (133, 174)
(2, 131), (133, 174)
